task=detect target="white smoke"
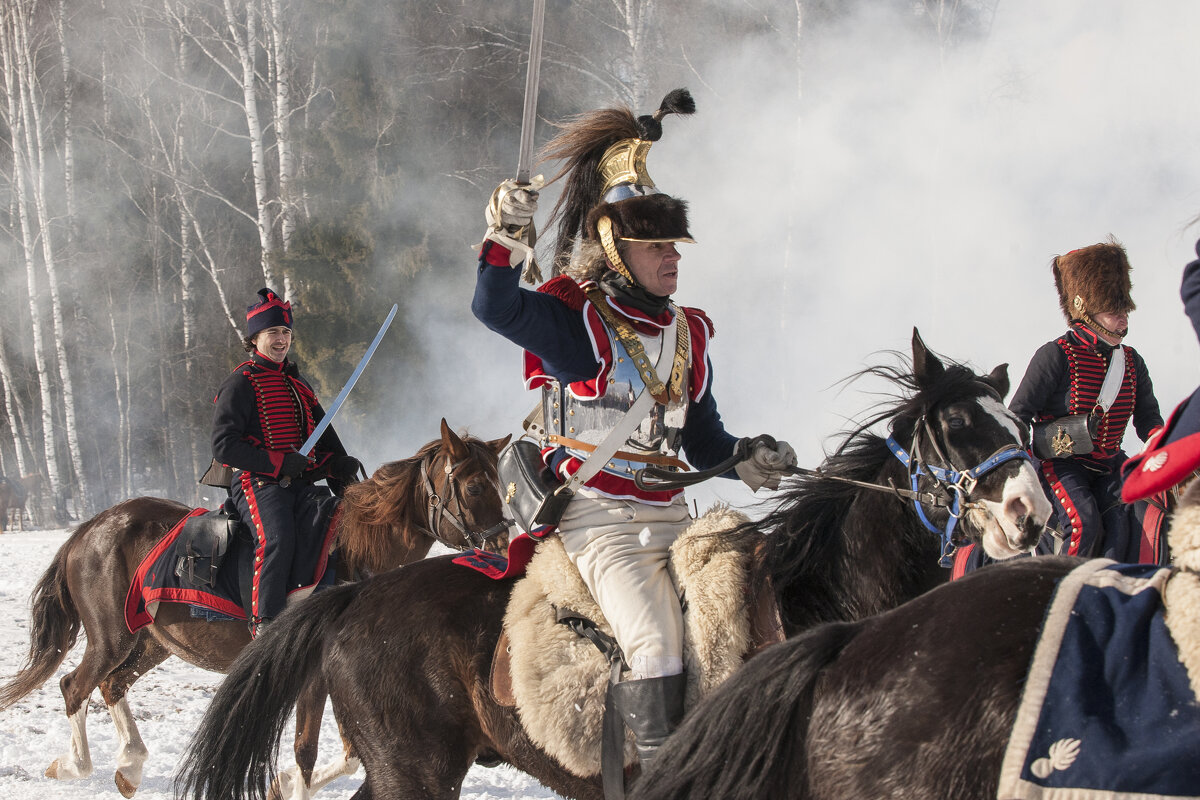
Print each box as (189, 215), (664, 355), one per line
(367, 0), (1200, 513)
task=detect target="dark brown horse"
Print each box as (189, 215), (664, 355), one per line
(175, 333), (1052, 800)
(0, 420), (509, 799)
(630, 486), (1200, 800)
(5, 471), (46, 530)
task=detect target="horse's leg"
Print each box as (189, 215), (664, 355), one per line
(46, 557), (152, 786)
(46, 636), (131, 780)
(271, 678), (361, 800)
(98, 636), (170, 798)
(305, 715), (361, 795)
(44, 703), (92, 780)
(270, 676), (325, 800)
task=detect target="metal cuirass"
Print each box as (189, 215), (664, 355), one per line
(542, 317), (690, 479)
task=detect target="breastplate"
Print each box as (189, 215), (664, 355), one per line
(543, 321), (689, 477)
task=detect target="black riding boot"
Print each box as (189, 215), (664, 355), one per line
(610, 673), (687, 772)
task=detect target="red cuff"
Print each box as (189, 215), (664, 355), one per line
(483, 241), (513, 267)
(267, 450), (284, 478)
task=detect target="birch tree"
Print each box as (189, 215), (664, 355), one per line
(12, 0), (90, 515)
(0, 3), (68, 522)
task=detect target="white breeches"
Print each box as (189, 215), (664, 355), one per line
(558, 489), (691, 679)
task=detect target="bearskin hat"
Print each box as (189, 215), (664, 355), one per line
(1052, 238), (1135, 323)
(540, 89), (696, 275)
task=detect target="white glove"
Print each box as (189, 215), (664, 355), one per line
(498, 186), (538, 230)
(734, 437), (798, 492)
(481, 177), (544, 270)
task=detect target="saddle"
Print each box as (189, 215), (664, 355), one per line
(491, 504), (784, 778)
(124, 490), (342, 633)
(173, 500), (247, 589)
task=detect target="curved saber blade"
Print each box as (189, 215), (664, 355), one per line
(298, 303), (398, 457)
(515, 0), (547, 185)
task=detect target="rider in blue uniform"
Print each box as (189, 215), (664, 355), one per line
(472, 90), (796, 769)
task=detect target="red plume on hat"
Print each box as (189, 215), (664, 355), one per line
(246, 288), (292, 336)
(540, 89), (696, 277)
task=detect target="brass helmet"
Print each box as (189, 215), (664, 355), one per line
(541, 89), (696, 281)
(1052, 238), (1135, 339)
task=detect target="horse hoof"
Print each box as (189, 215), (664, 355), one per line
(115, 770), (138, 798)
(44, 761), (58, 779)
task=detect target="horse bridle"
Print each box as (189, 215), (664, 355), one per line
(635, 388), (1035, 568)
(884, 408), (1034, 566)
(420, 451), (512, 550)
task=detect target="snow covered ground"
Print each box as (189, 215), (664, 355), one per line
(0, 528), (564, 800)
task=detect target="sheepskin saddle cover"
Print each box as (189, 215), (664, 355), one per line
(502, 504), (754, 778)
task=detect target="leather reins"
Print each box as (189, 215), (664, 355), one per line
(635, 397), (1035, 567)
(420, 450), (512, 550)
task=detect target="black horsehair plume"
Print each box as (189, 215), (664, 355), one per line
(637, 88), (696, 141)
(540, 89), (695, 272)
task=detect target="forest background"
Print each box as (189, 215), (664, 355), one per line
(2, 0), (1199, 525)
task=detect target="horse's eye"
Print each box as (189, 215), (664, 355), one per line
(946, 416), (968, 431)
(465, 481), (484, 497)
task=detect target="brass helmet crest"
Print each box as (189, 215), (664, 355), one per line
(541, 89), (697, 282)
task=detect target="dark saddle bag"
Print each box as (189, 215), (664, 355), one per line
(1032, 413), (1099, 460)
(173, 501), (248, 589)
(498, 439), (573, 532)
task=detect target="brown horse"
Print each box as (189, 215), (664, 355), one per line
(0, 477), (16, 533)
(0, 419), (509, 799)
(5, 472), (45, 530)
(175, 334), (1052, 800)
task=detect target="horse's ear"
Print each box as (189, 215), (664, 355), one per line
(912, 328), (944, 386)
(987, 363), (1011, 399)
(440, 418), (469, 460)
(488, 434), (513, 455)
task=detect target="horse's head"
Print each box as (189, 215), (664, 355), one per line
(338, 421), (513, 575)
(899, 328), (1052, 560)
(425, 418), (513, 553)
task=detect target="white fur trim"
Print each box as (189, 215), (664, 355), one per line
(503, 503), (752, 777)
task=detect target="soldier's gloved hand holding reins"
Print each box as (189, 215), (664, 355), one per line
(482, 177), (545, 272)
(734, 435), (798, 492)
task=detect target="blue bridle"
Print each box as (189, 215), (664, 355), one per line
(885, 414), (1034, 567)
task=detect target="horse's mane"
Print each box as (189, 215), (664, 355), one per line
(744, 352), (1001, 628)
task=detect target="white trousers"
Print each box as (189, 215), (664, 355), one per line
(557, 489), (691, 679)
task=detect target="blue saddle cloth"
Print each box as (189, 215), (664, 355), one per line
(998, 560), (1200, 799)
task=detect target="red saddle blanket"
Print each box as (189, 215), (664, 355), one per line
(124, 500), (340, 633)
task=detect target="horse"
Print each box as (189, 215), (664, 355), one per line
(628, 485), (1200, 800)
(0, 476), (16, 533)
(5, 472), (45, 530)
(0, 419), (510, 800)
(174, 331), (1053, 800)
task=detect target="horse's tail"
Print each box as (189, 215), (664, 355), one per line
(175, 580), (363, 800)
(0, 539), (80, 708)
(630, 620), (859, 800)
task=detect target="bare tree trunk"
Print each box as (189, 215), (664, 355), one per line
(12, 0), (90, 516)
(605, 0), (655, 108)
(0, 331), (30, 476)
(266, 0), (296, 255)
(223, 0), (280, 291)
(106, 287), (132, 498)
(0, 8), (67, 524)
